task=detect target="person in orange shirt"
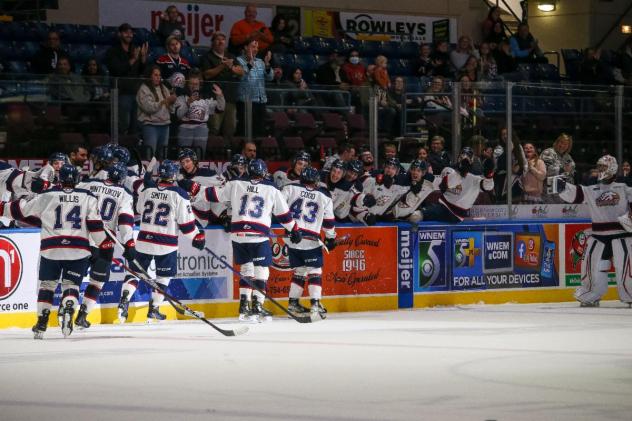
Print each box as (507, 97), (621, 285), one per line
(230, 4), (274, 54)
(373, 55), (391, 90)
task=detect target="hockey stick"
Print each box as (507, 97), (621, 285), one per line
(102, 229), (248, 336)
(111, 258), (248, 337)
(203, 246), (321, 323)
(269, 233), (352, 254)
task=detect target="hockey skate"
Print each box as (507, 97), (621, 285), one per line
(147, 300), (166, 322)
(74, 304), (91, 329)
(238, 295), (255, 322)
(32, 309), (50, 340)
(117, 290), (130, 324)
(251, 296), (272, 323)
(580, 300), (600, 308)
(60, 301), (75, 338)
(310, 299), (327, 319)
(288, 298), (310, 316)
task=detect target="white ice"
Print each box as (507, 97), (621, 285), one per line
(1, 302), (632, 421)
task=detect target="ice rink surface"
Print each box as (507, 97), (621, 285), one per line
(1, 302), (632, 421)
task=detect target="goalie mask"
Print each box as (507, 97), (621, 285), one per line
(596, 155), (617, 182)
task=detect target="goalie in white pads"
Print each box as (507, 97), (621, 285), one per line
(117, 160), (206, 322)
(1, 164), (109, 339)
(282, 167), (336, 317)
(557, 155), (632, 307)
(203, 159), (301, 321)
(75, 162), (136, 328)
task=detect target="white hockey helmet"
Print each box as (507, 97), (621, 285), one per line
(596, 155), (617, 181)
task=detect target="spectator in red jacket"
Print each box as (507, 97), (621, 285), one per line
(342, 49), (367, 87)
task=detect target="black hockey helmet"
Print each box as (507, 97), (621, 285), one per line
(107, 161), (128, 184)
(301, 167), (320, 185)
(178, 148), (198, 164)
(248, 159), (268, 178)
(59, 164), (79, 186)
(345, 159), (363, 174)
(158, 160), (179, 181)
(48, 152), (67, 165)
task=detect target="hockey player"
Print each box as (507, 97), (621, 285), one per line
(391, 160), (437, 222)
(117, 160), (206, 322)
(323, 159), (372, 222)
(1, 164), (109, 338)
(87, 145), (114, 180)
(422, 147), (494, 223)
(75, 162), (136, 328)
(223, 154), (247, 181)
(557, 155), (632, 307)
(282, 167), (336, 317)
(203, 159), (301, 321)
(273, 151), (310, 189)
(351, 157), (408, 225)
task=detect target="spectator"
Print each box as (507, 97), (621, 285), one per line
(241, 140), (257, 160)
(67, 144), (89, 173)
(428, 135), (451, 174)
(450, 35), (479, 72)
(495, 133), (526, 201)
(416, 146), (433, 174)
(617, 160), (631, 184)
(174, 73), (225, 157)
(316, 52), (350, 111)
(323, 143), (356, 171)
(459, 75), (483, 120)
(285, 67), (317, 110)
(136, 65), (176, 159)
(342, 49), (367, 87)
(156, 35), (191, 94)
(266, 67), (285, 106)
(520, 142), (546, 203)
(235, 40), (273, 137)
(493, 126), (507, 163)
(621, 37), (632, 83)
(200, 31), (244, 142)
(81, 58), (109, 101)
(230, 4), (274, 55)
(460, 55), (480, 82)
(387, 76), (409, 137)
(486, 21), (508, 50)
(494, 40), (517, 75)
(31, 30), (67, 74)
(156, 5), (186, 45)
(374, 55), (391, 90)
(415, 43), (433, 79)
(430, 41), (453, 78)
(468, 135), (487, 175)
(479, 42), (499, 80)
(579, 48), (615, 85)
(105, 23), (148, 135)
(424, 76), (452, 111)
(47, 56), (90, 103)
(541, 133), (575, 183)
(510, 23), (547, 64)
(269, 14), (294, 54)
(482, 6), (506, 43)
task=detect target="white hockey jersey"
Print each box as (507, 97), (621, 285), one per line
(273, 168), (301, 190)
(436, 168), (494, 221)
(179, 167), (226, 225)
(392, 177), (437, 219)
(135, 183), (197, 255)
(205, 177), (296, 243)
(175, 95), (225, 127)
(0, 165), (29, 200)
(77, 178), (135, 243)
(352, 177), (409, 221)
(281, 183), (336, 250)
(322, 179), (360, 220)
(560, 181), (632, 235)
(4, 186), (105, 260)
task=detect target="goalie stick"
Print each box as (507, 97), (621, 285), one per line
(203, 246), (322, 323)
(103, 229), (247, 336)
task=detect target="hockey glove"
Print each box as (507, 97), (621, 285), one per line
(439, 177), (448, 194)
(555, 177), (566, 193)
(483, 158), (495, 178)
(325, 237), (337, 251)
(31, 178), (50, 193)
(99, 239), (114, 257)
(410, 182), (422, 195)
(289, 225), (302, 244)
(364, 213), (377, 226)
(123, 240), (136, 261)
(382, 174), (394, 188)
(178, 179), (201, 197)
(218, 211), (231, 233)
(192, 231), (206, 250)
(363, 194), (377, 208)
(423, 172), (435, 183)
(143, 171), (156, 188)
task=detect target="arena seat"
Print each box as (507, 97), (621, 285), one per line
(358, 40), (381, 58)
(98, 26), (118, 45)
(294, 54), (319, 72)
(76, 25), (103, 44)
(400, 42), (419, 59)
(310, 37), (334, 55)
(133, 28), (152, 45)
(282, 136), (305, 154)
(316, 136), (337, 151)
(29, 22), (50, 41)
(53, 23), (81, 43)
(68, 44), (95, 65)
(293, 37), (311, 54)
(87, 133), (110, 147)
(0, 40), (16, 60)
(6, 61), (29, 74)
(321, 112), (346, 141)
(381, 41), (401, 59)
(0, 21), (28, 41)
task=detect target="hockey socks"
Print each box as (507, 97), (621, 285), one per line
(82, 280), (105, 314)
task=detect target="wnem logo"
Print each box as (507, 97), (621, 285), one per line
(0, 236), (23, 300)
(454, 238), (480, 267)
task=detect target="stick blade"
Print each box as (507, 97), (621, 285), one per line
(222, 325), (249, 336)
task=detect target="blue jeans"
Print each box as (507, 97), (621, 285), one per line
(118, 94), (137, 135)
(142, 124), (170, 159)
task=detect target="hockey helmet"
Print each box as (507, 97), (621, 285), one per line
(301, 167), (320, 185)
(231, 153), (247, 168)
(107, 162), (128, 184)
(178, 148), (198, 164)
(409, 159), (428, 172)
(596, 155), (617, 181)
(92, 145), (114, 166)
(292, 150), (311, 165)
(459, 147), (474, 162)
(330, 159), (345, 171)
(111, 145), (130, 165)
(48, 152), (67, 165)
(59, 164), (79, 186)
(158, 160), (179, 181)
(345, 160), (363, 174)
(248, 159), (268, 178)
(384, 157), (401, 169)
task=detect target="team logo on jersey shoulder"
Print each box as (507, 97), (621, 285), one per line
(447, 185), (463, 195)
(596, 191), (620, 207)
(0, 236), (23, 301)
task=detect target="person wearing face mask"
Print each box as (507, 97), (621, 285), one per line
(341, 49), (367, 87)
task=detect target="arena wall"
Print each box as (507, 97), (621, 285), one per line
(0, 219), (616, 329)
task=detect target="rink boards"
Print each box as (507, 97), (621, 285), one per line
(0, 219), (617, 328)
